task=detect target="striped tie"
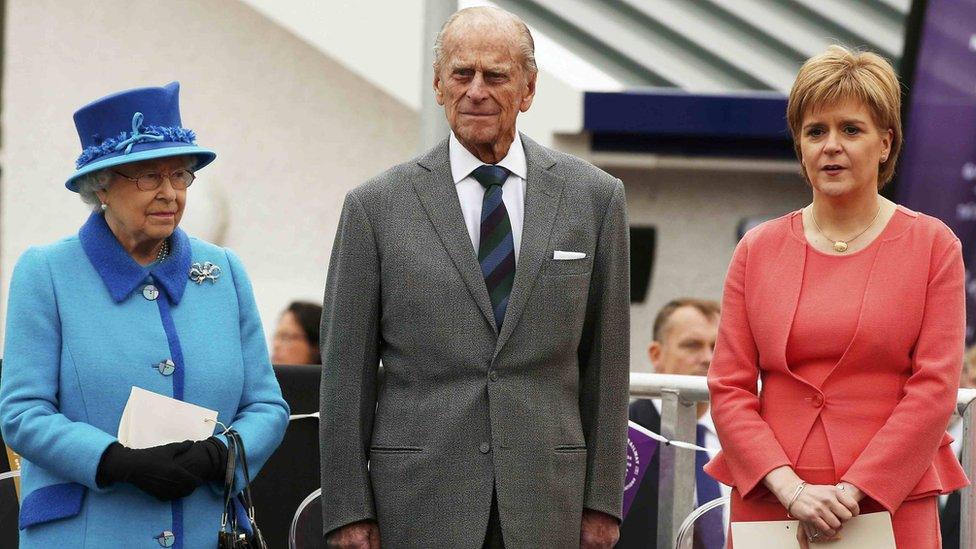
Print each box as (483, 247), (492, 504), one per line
(472, 165), (515, 329)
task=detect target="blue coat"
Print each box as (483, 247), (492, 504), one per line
(0, 212), (290, 548)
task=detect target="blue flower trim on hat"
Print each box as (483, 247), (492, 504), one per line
(75, 112), (198, 169)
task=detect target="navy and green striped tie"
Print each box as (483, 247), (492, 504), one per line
(472, 165), (515, 329)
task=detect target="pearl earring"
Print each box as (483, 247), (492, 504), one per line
(100, 203), (108, 212)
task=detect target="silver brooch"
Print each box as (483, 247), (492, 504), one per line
(189, 262), (222, 285)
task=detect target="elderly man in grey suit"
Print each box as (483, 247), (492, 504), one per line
(320, 6), (630, 548)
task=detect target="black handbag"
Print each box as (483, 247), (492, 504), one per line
(217, 429), (268, 549)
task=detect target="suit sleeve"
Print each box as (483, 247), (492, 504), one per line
(577, 179), (631, 520)
(216, 249), (291, 492)
(707, 238), (791, 497)
(0, 247), (116, 489)
(841, 238), (965, 512)
(319, 191), (382, 534)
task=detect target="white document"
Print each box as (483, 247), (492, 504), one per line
(731, 512), (895, 548)
(117, 386), (218, 449)
(553, 250), (586, 260)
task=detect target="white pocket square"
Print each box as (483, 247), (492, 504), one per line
(553, 251), (586, 260)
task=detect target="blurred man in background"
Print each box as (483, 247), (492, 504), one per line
(618, 298), (728, 549)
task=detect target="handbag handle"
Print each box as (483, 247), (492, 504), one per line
(228, 430), (260, 522)
(220, 432), (239, 530)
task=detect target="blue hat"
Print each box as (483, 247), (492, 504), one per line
(66, 82), (216, 192)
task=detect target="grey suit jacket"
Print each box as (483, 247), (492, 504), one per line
(320, 135), (630, 548)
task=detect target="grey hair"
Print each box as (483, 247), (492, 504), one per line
(75, 170), (113, 211)
(433, 6), (537, 77)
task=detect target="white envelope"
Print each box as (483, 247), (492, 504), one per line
(553, 250), (586, 260)
(731, 511), (895, 548)
(117, 386), (219, 449)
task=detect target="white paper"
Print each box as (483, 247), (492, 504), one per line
(117, 386), (218, 449)
(731, 512), (895, 548)
(553, 250), (586, 260)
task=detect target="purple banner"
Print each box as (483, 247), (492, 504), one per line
(896, 0), (976, 342)
(623, 421), (659, 519)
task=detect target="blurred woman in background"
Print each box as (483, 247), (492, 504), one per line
(272, 301), (323, 365)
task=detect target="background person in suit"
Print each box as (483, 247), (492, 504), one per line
(705, 45), (968, 548)
(319, 6), (630, 549)
(939, 345), (976, 549)
(617, 298), (727, 549)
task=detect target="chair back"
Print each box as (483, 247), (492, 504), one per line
(288, 488), (322, 549)
(0, 469), (20, 547)
(674, 496), (729, 549)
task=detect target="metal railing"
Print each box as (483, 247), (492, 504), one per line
(629, 372), (976, 549)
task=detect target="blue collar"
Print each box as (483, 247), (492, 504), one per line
(79, 212), (191, 304)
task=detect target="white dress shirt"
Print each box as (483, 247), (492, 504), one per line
(651, 399), (732, 529)
(449, 132), (527, 264)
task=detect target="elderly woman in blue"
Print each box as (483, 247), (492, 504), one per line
(0, 82), (290, 548)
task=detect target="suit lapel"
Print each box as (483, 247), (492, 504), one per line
(494, 136), (563, 355)
(414, 140), (497, 330)
(768, 228), (807, 377)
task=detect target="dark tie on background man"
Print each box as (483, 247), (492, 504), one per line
(473, 165), (515, 329)
(695, 424), (725, 549)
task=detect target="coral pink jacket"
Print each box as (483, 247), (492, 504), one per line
(705, 206), (968, 513)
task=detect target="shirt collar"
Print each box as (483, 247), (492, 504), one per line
(79, 212), (192, 304)
(449, 131), (527, 184)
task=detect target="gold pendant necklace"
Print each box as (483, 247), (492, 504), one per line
(810, 204), (882, 253)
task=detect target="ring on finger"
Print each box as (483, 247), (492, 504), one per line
(808, 530), (822, 542)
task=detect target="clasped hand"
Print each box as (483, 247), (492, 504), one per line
(788, 483), (861, 546)
(96, 437), (228, 501)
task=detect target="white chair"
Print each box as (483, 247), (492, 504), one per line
(675, 495), (729, 549)
(288, 487), (323, 549)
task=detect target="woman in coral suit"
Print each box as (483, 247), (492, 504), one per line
(706, 45), (968, 548)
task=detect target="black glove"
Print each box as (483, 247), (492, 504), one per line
(96, 440), (202, 501)
(173, 437), (228, 482)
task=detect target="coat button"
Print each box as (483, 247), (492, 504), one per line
(489, 371), (499, 382)
(479, 442), (491, 454)
(811, 394), (824, 407)
(152, 359), (176, 376)
(142, 284), (160, 301)
(154, 530), (175, 547)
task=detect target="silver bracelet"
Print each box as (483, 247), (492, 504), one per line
(786, 481), (807, 518)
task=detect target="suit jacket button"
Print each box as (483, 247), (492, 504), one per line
(489, 371), (499, 382)
(152, 359), (176, 376)
(479, 442), (491, 454)
(812, 394), (824, 407)
(142, 284), (160, 301)
(154, 531), (175, 547)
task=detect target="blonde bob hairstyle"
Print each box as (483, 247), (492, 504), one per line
(787, 45), (903, 188)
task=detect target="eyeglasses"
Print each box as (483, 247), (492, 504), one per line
(273, 332), (308, 344)
(112, 168), (196, 191)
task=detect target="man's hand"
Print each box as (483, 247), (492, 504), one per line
(580, 509), (619, 549)
(326, 520), (381, 549)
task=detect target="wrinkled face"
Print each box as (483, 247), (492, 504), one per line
(97, 156), (193, 245)
(271, 311), (315, 365)
(799, 99), (892, 196)
(434, 26), (536, 149)
(650, 307), (719, 377)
